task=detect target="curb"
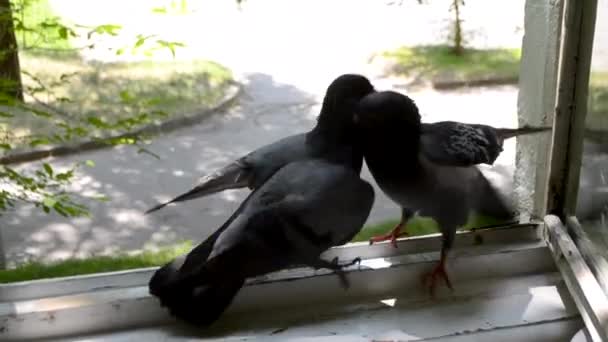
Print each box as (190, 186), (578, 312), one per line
(0, 81), (244, 165)
(432, 76), (519, 90)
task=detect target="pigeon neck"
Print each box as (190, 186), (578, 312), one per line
(307, 125), (364, 174)
(363, 129), (422, 176)
(313, 110), (356, 143)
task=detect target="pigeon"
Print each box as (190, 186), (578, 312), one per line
(148, 159), (375, 326)
(354, 90), (548, 294)
(145, 74), (375, 214)
(368, 116), (550, 248)
(370, 120), (550, 246)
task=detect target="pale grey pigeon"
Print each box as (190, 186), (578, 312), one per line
(148, 159), (374, 326)
(145, 74), (375, 214)
(355, 90), (548, 294)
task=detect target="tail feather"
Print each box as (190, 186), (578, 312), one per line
(496, 125), (551, 140)
(473, 173), (517, 220)
(145, 162), (251, 214)
(149, 255), (246, 326)
(164, 278), (245, 326)
(149, 256), (186, 298)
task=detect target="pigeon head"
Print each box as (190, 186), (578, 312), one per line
(316, 74), (375, 139)
(355, 90), (422, 141)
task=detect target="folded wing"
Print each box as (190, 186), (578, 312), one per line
(420, 121), (550, 167)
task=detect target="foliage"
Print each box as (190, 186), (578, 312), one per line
(585, 72), (608, 132)
(384, 45), (521, 83)
(0, 241), (192, 283)
(10, 55), (233, 150)
(0, 160), (95, 217)
(10, 0), (73, 52)
(589, 72), (608, 116)
(0, 0), (234, 220)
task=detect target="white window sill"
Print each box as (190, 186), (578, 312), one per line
(1, 224), (584, 341)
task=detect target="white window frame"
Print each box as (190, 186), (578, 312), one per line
(537, 0), (608, 340)
(1, 0), (606, 340)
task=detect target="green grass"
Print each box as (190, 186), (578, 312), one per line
(0, 215), (516, 283)
(3, 54), (234, 149)
(589, 72), (608, 115)
(581, 72), (608, 131)
(383, 45), (522, 84)
(352, 213), (515, 242)
(0, 241), (193, 283)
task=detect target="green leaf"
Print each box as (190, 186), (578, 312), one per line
(54, 204), (68, 217)
(42, 197), (57, 208)
(30, 108), (53, 118)
(152, 7), (167, 14)
(88, 24), (122, 39)
(119, 90), (133, 103)
(0, 143), (11, 150)
(93, 195), (110, 202)
(137, 147), (161, 159)
(56, 97), (72, 103)
(134, 37), (146, 49)
(58, 26), (68, 39)
(59, 72), (78, 82)
(29, 138), (50, 147)
(87, 117), (108, 128)
(96, 24), (122, 35)
(156, 40), (186, 58)
(115, 47), (125, 55)
(55, 170), (74, 181)
(85, 160), (95, 167)
(0, 111), (14, 118)
(43, 163), (53, 177)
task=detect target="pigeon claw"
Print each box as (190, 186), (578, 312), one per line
(422, 258), (453, 298)
(310, 257), (361, 290)
(369, 222), (408, 248)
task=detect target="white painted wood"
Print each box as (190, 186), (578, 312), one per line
(0, 241), (555, 340)
(545, 0), (599, 217)
(0, 223), (540, 302)
(566, 216), (608, 295)
(572, 329), (592, 342)
(44, 273), (580, 342)
(544, 214), (608, 341)
(516, 0), (563, 220)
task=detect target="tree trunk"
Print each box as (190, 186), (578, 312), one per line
(0, 226), (5, 270)
(452, 0), (464, 55)
(0, 0), (24, 102)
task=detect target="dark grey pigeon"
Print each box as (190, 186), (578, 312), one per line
(420, 121), (550, 167)
(355, 91), (547, 295)
(145, 74), (375, 214)
(148, 159), (374, 326)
